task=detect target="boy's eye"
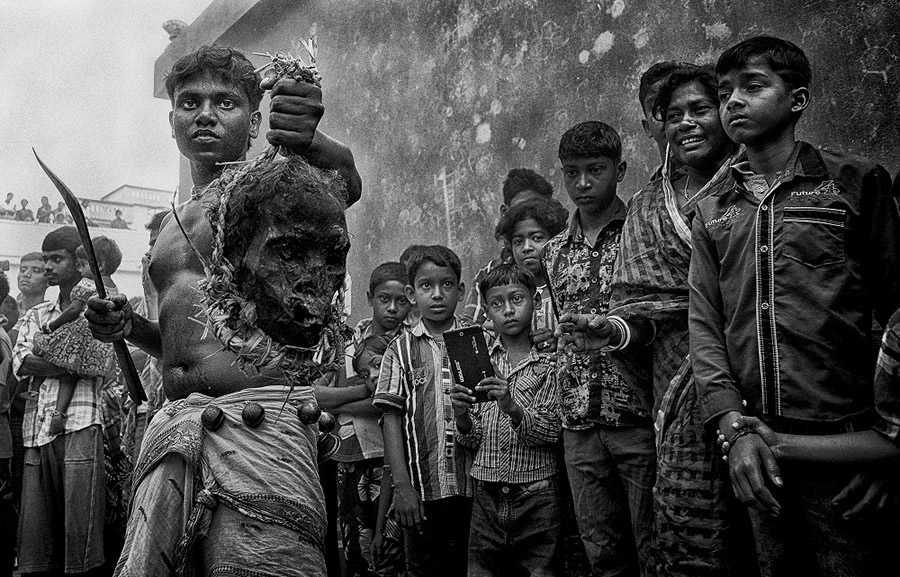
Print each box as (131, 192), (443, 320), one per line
(489, 300), (503, 309)
(379, 295), (390, 303)
(590, 166), (605, 174)
(512, 294), (524, 304)
(420, 282), (431, 289)
(563, 169), (578, 178)
(512, 237), (525, 247)
(442, 281), (454, 288)
(359, 370), (369, 380)
(220, 99), (236, 110)
(531, 233), (547, 243)
(181, 99), (198, 110)
(718, 92), (731, 103)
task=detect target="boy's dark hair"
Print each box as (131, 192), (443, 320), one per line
(399, 244), (427, 266)
(716, 36), (811, 89)
(558, 121), (622, 163)
(352, 334), (394, 373)
(406, 245), (462, 286)
(146, 210), (170, 233)
(639, 61), (684, 110)
(652, 64), (718, 121)
(42, 226), (81, 259)
(20, 251), (43, 263)
(75, 236), (122, 275)
(479, 263), (537, 301)
(165, 45), (265, 112)
(369, 262), (407, 294)
(501, 168), (553, 206)
(495, 197), (569, 243)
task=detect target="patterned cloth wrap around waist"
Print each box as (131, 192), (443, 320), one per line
(132, 383), (326, 569)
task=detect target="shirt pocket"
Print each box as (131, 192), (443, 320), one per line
(410, 366), (429, 390)
(781, 206), (846, 268)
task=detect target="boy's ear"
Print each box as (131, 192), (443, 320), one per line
(457, 282), (466, 302)
(404, 285), (416, 305)
(616, 160), (628, 183)
(790, 86), (810, 115)
(499, 204), (509, 215)
(169, 111), (175, 138)
(366, 290), (374, 307)
(249, 111), (262, 139)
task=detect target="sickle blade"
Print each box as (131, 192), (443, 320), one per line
(32, 149), (147, 404)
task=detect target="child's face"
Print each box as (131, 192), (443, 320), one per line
(561, 156), (626, 216)
(406, 262), (463, 323)
(76, 259), (93, 280)
(485, 283), (534, 338)
(367, 280), (411, 332)
(664, 81), (732, 172)
(510, 218), (551, 278)
(355, 350), (383, 389)
(717, 55), (807, 147)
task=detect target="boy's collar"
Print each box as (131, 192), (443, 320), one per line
(729, 141), (827, 183)
(566, 198), (627, 240)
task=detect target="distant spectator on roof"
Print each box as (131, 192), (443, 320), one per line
(109, 210), (129, 230)
(14, 200), (33, 222)
(1, 194), (15, 219)
(35, 197), (53, 224)
(53, 202), (70, 225)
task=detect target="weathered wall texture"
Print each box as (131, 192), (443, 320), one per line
(185, 0), (900, 321)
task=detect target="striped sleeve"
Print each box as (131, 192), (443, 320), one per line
(373, 337), (407, 414)
(873, 311), (900, 444)
(513, 365), (561, 446)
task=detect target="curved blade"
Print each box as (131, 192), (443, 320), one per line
(32, 149), (147, 404)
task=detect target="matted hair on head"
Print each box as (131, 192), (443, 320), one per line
(165, 45), (265, 112)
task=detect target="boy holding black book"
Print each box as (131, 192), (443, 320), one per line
(374, 245), (474, 577)
(452, 263), (562, 577)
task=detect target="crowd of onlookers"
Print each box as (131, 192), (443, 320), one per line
(0, 33), (899, 577)
(0, 193), (131, 229)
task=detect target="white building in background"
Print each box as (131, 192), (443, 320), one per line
(0, 184), (171, 300)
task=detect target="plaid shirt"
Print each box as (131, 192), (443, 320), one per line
(874, 309), (900, 444)
(542, 201), (651, 429)
(12, 299), (102, 448)
(373, 317), (474, 501)
(456, 337), (560, 483)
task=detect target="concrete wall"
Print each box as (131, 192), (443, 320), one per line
(158, 0), (900, 323)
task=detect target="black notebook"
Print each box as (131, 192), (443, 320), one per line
(443, 325), (494, 403)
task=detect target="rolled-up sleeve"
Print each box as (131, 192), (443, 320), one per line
(873, 311), (900, 444)
(689, 213), (744, 428)
(373, 342), (407, 414)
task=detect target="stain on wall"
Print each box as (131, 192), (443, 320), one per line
(215, 0), (900, 321)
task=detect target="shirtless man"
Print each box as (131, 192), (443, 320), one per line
(86, 46), (360, 576)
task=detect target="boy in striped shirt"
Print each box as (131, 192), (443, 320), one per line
(374, 245), (474, 577)
(452, 264), (562, 577)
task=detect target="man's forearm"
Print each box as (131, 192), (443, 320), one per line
(305, 131), (362, 206)
(127, 314), (163, 358)
(19, 355), (68, 377)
